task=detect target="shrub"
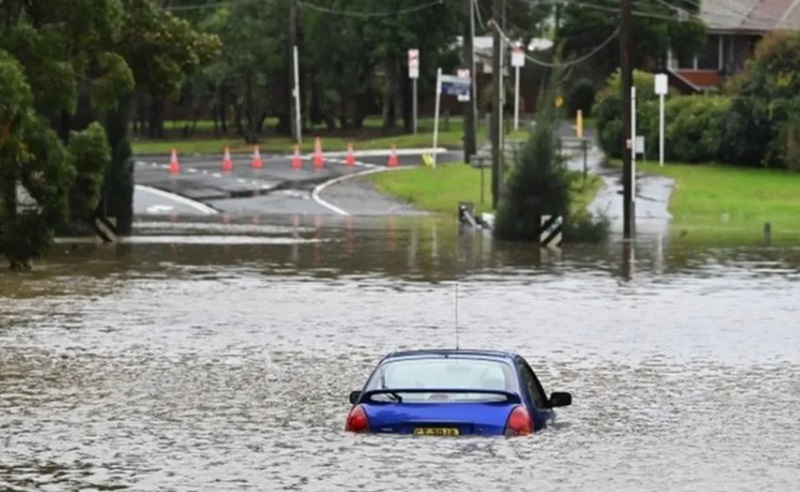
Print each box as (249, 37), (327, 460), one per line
(666, 95), (730, 163)
(594, 69), (657, 158)
(494, 63), (608, 244)
(595, 67), (729, 164)
(719, 30), (800, 169)
(493, 78), (569, 241)
(635, 95), (730, 163)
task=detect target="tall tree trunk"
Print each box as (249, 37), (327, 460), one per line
(147, 97), (165, 139)
(99, 93), (135, 235)
(381, 65), (396, 129)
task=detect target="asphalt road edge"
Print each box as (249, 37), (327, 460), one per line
(134, 184), (220, 215)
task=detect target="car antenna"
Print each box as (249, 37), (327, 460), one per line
(454, 281), (459, 350)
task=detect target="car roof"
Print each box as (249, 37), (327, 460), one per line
(380, 349), (519, 363)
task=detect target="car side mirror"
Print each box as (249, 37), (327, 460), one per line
(349, 390), (361, 404)
(549, 391), (572, 408)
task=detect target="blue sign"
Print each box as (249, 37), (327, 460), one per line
(440, 74), (471, 97)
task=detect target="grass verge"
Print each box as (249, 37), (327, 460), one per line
(368, 162), (604, 219)
(608, 158), (800, 243)
(131, 116), (529, 155)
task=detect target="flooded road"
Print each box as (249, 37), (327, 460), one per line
(2, 216), (800, 491)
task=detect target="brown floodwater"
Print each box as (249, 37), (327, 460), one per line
(2, 215), (800, 491)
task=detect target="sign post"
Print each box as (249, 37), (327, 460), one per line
(293, 45), (302, 144)
(654, 73), (668, 167)
(631, 85), (637, 200)
(432, 69), (471, 167)
(432, 68), (441, 167)
(408, 49), (419, 134)
(511, 43), (525, 131)
(457, 69), (470, 102)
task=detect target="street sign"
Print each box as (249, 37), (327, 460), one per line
(511, 44), (525, 68)
(654, 73), (668, 95)
(440, 73), (471, 98)
(456, 69), (470, 101)
(408, 49), (419, 79)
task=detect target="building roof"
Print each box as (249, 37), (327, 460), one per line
(700, 0), (800, 32)
(672, 69), (725, 90)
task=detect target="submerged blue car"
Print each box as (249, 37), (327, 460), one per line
(345, 349), (572, 436)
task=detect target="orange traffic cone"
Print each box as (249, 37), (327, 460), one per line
(313, 137), (324, 169)
(221, 147), (233, 171)
(387, 144), (399, 167)
(345, 143), (356, 167)
(291, 144), (302, 169)
(169, 148), (180, 174)
(251, 146), (263, 169)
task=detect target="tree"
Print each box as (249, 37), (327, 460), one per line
(493, 63), (570, 241)
(719, 30), (800, 170)
(0, 0), (219, 267)
(0, 49), (75, 269)
(558, 1), (705, 85)
(121, 0), (221, 139)
(299, 0), (461, 132)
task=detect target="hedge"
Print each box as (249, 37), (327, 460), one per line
(595, 69), (730, 164)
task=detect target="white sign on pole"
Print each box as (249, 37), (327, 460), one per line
(512, 44), (524, 130)
(511, 45), (525, 68)
(408, 49), (419, 79)
(654, 73), (668, 167)
(654, 73), (668, 96)
(457, 69), (470, 102)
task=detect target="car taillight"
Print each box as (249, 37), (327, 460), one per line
(345, 405), (369, 432)
(504, 405), (533, 436)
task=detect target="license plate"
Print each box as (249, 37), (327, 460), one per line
(413, 427), (460, 436)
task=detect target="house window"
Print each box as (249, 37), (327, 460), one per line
(697, 35), (720, 70)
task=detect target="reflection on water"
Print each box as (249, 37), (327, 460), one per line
(2, 215), (800, 491)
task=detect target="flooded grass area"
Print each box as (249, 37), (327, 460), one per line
(608, 159), (800, 242)
(2, 216), (800, 490)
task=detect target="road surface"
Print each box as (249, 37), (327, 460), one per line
(134, 185), (218, 216)
(134, 149), (463, 217)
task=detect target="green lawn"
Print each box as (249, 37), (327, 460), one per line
(368, 162), (604, 219)
(131, 116), (529, 155)
(610, 159), (800, 242)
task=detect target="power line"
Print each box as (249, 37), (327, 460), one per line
(162, 0), (261, 12)
(490, 20), (620, 68)
(297, 0), (445, 18)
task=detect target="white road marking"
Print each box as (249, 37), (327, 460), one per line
(145, 205), (175, 213)
(310, 163), (412, 216)
(134, 185), (219, 214)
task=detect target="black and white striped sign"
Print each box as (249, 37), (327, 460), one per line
(93, 216), (118, 243)
(539, 214), (562, 249)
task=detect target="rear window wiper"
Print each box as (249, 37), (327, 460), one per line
(389, 391), (403, 402)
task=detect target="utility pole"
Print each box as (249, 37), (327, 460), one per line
(620, 0), (634, 237)
(491, 0), (502, 209)
(462, 0), (477, 163)
(289, 0), (299, 143)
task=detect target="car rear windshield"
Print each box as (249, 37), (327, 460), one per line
(364, 357), (518, 403)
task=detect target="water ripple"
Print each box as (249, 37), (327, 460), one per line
(2, 223), (800, 490)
